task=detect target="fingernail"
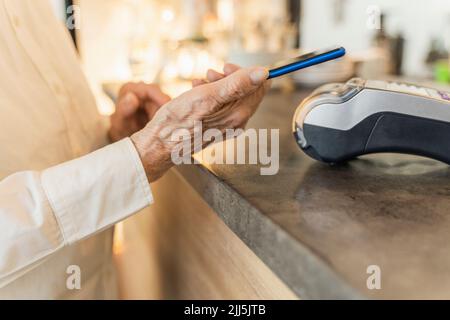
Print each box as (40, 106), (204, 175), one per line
(250, 67), (268, 85)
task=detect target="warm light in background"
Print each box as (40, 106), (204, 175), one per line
(161, 8), (175, 23)
(73, 0), (450, 116)
(217, 0), (235, 30)
(75, 0), (297, 113)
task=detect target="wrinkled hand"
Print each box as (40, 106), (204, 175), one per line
(109, 82), (171, 142)
(131, 64), (270, 182)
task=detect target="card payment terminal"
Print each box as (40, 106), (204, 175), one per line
(293, 78), (450, 164)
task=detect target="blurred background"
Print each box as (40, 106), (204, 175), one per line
(47, 0), (450, 113)
(49, 0), (450, 114)
(45, 0), (450, 300)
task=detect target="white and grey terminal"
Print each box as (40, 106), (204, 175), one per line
(293, 78), (450, 164)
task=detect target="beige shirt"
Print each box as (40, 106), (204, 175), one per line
(0, 0), (153, 299)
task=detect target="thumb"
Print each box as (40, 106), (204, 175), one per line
(210, 67), (268, 103)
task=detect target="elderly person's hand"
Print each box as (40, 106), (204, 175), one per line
(131, 64), (270, 182)
(109, 82), (171, 142)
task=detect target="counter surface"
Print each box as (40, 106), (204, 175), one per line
(175, 89), (450, 299)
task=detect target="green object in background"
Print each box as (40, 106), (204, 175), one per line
(434, 60), (450, 84)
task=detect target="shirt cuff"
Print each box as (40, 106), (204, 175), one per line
(41, 138), (153, 244)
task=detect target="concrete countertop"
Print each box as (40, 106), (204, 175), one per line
(174, 89), (450, 299)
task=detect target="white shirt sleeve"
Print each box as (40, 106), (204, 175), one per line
(0, 138), (153, 287)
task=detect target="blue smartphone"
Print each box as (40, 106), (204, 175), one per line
(268, 46), (346, 79)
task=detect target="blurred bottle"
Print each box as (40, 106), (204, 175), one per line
(426, 38), (450, 83)
(371, 13), (404, 76)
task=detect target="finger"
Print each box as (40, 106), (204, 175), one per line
(145, 85), (171, 106)
(116, 92), (140, 117)
(119, 82), (148, 100)
(206, 69), (225, 83)
(144, 101), (160, 120)
(120, 82), (170, 106)
(209, 66), (269, 104)
(223, 63), (241, 76)
(192, 79), (208, 88)
(136, 107), (150, 128)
